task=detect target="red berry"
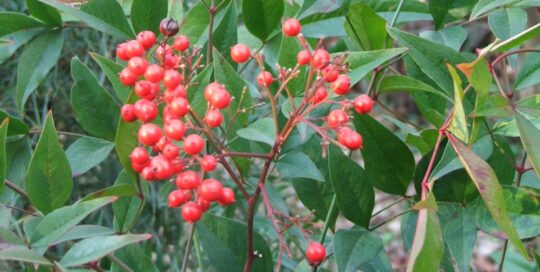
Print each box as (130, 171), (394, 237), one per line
(169, 97), (190, 117)
(119, 68), (138, 86)
(164, 119), (186, 140)
(210, 89), (231, 109)
(183, 134), (204, 156)
(331, 74), (350, 95)
(173, 85), (187, 98)
(121, 104), (137, 122)
(197, 199), (210, 212)
(146, 82), (161, 100)
(130, 147), (150, 164)
(312, 86), (327, 104)
(163, 69), (183, 89)
(171, 159), (185, 173)
(153, 136), (170, 153)
(199, 178), (223, 202)
(144, 64), (164, 83)
(168, 189), (191, 207)
(133, 99), (158, 122)
(136, 31), (156, 49)
(230, 44), (251, 63)
(141, 166), (156, 180)
(164, 54), (179, 69)
(204, 82), (225, 101)
(306, 242), (326, 265)
(337, 127), (353, 145)
(322, 67), (339, 82)
(138, 124), (162, 146)
(257, 71), (273, 87)
(150, 156), (173, 180)
(218, 187), (235, 206)
(131, 161), (147, 173)
(297, 50), (311, 65)
(353, 95), (374, 114)
(344, 131), (363, 150)
(116, 43), (129, 61)
(175, 170), (200, 190)
(181, 201), (202, 223)
(125, 40), (145, 59)
(311, 49), (330, 69)
(282, 18), (302, 37)
(162, 143), (180, 159)
(173, 35), (190, 51)
(327, 109), (348, 129)
(134, 80), (152, 97)
(127, 57), (148, 76)
(200, 155), (217, 172)
(204, 109), (223, 128)
(156, 45), (173, 61)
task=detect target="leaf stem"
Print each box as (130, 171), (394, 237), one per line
(107, 253), (134, 272)
(4, 179), (29, 199)
(390, 0), (405, 27)
(181, 224), (197, 272)
(206, 0), (216, 66)
(319, 194), (337, 244)
(369, 209), (410, 231)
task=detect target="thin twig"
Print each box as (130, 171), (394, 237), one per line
(4, 180), (29, 199)
(181, 224), (197, 272)
(107, 254), (134, 272)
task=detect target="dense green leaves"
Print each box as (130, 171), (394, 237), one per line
(25, 113), (73, 214)
(90, 53), (130, 102)
(514, 111), (540, 176)
(66, 136), (114, 176)
(0, 246), (52, 266)
(344, 3), (387, 51)
(0, 119), (7, 191)
(276, 152), (324, 181)
(0, 12), (46, 36)
(514, 51), (540, 90)
(242, 0), (284, 41)
(471, 0), (519, 19)
(488, 8), (527, 40)
(26, 0), (62, 26)
(334, 228), (384, 272)
(429, 0), (455, 29)
(0, 28), (45, 65)
(420, 26), (467, 51)
(131, 0), (168, 34)
(346, 48), (407, 85)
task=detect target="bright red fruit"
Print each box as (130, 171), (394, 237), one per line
(306, 242), (326, 265)
(183, 134), (204, 155)
(230, 44), (251, 63)
(200, 155), (217, 172)
(121, 104), (137, 122)
(327, 109), (348, 128)
(169, 97), (190, 117)
(257, 71), (273, 87)
(331, 74), (350, 95)
(199, 178), (223, 202)
(119, 68), (138, 86)
(116, 43), (129, 61)
(282, 18), (302, 37)
(134, 99), (158, 122)
(131, 161), (147, 173)
(134, 80), (152, 97)
(204, 109), (223, 128)
(138, 124), (162, 146)
(168, 189), (191, 207)
(136, 31), (156, 49)
(182, 201), (202, 223)
(312, 87), (327, 104)
(322, 67), (339, 82)
(353, 94), (374, 114)
(144, 64), (165, 83)
(141, 167), (156, 180)
(127, 57), (148, 75)
(150, 156), (173, 180)
(173, 35), (190, 51)
(130, 147), (150, 164)
(197, 199), (210, 212)
(125, 40), (145, 59)
(163, 69), (183, 89)
(311, 49), (330, 69)
(218, 188), (235, 206)
(176, 170), (200, 190)
(344, 131), (363, 150)
(162, 143), (180, 159)
(164, 119), (186, 140)
(209, 89), (231, 109)
(204, 82), (224, 101)
(156, 45), (173, 61)
(297, 50), (311, 65)
(164, 54), (179, 69)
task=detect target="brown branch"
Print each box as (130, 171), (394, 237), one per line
(4, 180), (29, 199)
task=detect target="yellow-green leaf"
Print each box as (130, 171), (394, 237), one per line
(448, 65), (469, 142)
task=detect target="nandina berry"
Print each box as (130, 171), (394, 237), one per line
(230, 44), (251, 63)
(163, 69), (183, 89)
(306, 242), (326, 265)
(160, 18), (179, 37)
(171, 158), (184, 173)
(257, 71), (273, 87)
(127, 57), (148, 76)
(130, 147), (150, 164)
(156, 44), (173, 61)
(327, 109), (348, 128)
(134, 80), (152, 97)
(169, 97), (190, 117)
(116, 43), (129, 61)
(209, 89), (231, 109)
(147, 82), (161, 100)
(172, 85), (187, 98)
(164, 119), (186, 140)
(204, 82), (225, 101)
(153, 136), (170, 153)
(344, 131), (363, 150)
(138, 123), (162, 146)
(182, 201), (202, 223)
(150, 156), (173, 180)
(311, 49), (330, 69)
(204, 109), (223, 128)
(353, 94), (374, 114)
(175, 170), (200, 190)
(337, 127), (353, 146)
(331, 74), (351, 95)
(183, 134), (204, 156)
(200, 155), (217, 172)
(218, 188), (235, 206)
(297, 50), (311, 65)
(119, 68), (138, 86)
(141, 166), (156, 180)
(121, 104), (137, 122)
(312, 86), (327, 104)
(197, 199), (210, 212)
(131, 161), (147, 173)
(163, 109), (180, 125)
(173, 35), (190, 51)
(162, 143), (180, 159)
(322, 67), (339, 82)
(199, 178), (223, 202)
(125, 40), (145, 59)
(136, 31), (156, 49)
(164, 54), (179, 69)
(133, 99), (158, 122)
(282, 18), (302, 37)
(144, 64), (165, 83)
(168, 189), (191, 208)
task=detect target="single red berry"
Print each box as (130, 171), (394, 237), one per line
(136, 31), (156, 49)
(162, 143), (180, 159)
(130, 147), (150, 164)
(204, 82), (225, 101)
(327, 109), (348, 129)
(197, 199), (210, 212)
(209, 89), (231, 109)
(353, 95), (374, 114)
(121, 104), (137, 122)
(200, 155), (217, 172)
(144, 64), (165, 83)
(181, 201), (202, 223)
(153, 136), (170, 153)
(169, 97), (190, 117)
(168, 189), (191, 208)
(160, 18), (179, 37)
(146, 82), (161, 100)
(163, 108), (180, 124)
(116, 43), (129, 61)
(331, 74), (350, 95)
(337, 127), (353, 146)
(133, 99), (158, 122)
(344, 131), (363, 150)
(322, 67), (339, 82)
(134, 80), (152, 98)
(282, 18), (302, 37)
(175, 170), (200, 190)
(173, 35), (190, 51)
(218, 187), (235, 206)
(199, 178), (223, 202)
(230, 44), (251, 63)
(141, 166), (156, 181)
(138, 123), (162, 146)
(164, 119), (186, 140)
(306, 242), (326, 265)
(311, 49), (330, 69)
(119, 68), (138, 86)
(297, 50), (311, 65)
(172, 85), (187, 98)
(156, 45), (173, 61)
(131, 160), (147, 173)
(171, 158), (185, 173)
(127, 57), (148, 76)
(204, 109), (223, 128)
(163, 69), (183, 89)
(257, 71), (273, 87)
(150, 156), (173, 180)
(165, 54), (179, 69)
(125, 40), (145, 59)
(183, 134), (204, 156)
(312, 86), (327, 104)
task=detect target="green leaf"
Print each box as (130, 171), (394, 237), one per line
(30, 196), (117, 247)
(292, 178), (338, 224)
(110, 245), (157, 272)
(66, 136), (114, 176)
(0, 119), (7, 191)
(38, 0), (134, 38)
(90, 52), (130, 102)
(131, 0), (167, 35)
(167, 0), (183, 23)
(81, 184), (137, 202)
(0, 111), (29, 136)
(237, 118), (276, 146)
(448, 65), (469, 142)
(514, 111), (540, 176)
(0, 28), (45, 65)
(276, 151), (324, 181)
(26, 0), (62, 26)
(347, 48), (407, 85)
(419, 26), (468, 51)
(16, 29), (63, 110)
(53, 225), (116, 245)
(471, 0), (520, 19)
(493, 23), (540, 52)
(112, 170), (142, 233)
(334, 228), (384, 272)
(26, 112), (73, 214)
(71, 58), (120, 141)
(115, 91), (139, 180)
(514, 50), (540, 90)
(242, 0), (284, 41)
(388, 27), (468, 94)
(429, 0), (456, 29)
(0, 12), (46, 36)
(447, 133), (529, 259)
(354, 114), (415, 195)
(406, 193), (444, 272)
(59, 234), (152, 267)
(0, 246), (52, 266)
(344, 3), (387, 50)
(197, 213), (274, 272)
(277, 34), (305, 95)
(179, 0), (232, 46)
(488, 8), (527, 40)
(378, 75), (451, 101)
(208, 1), (238, 65)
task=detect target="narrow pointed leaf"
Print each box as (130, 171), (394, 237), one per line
(346, 48), (407, 85)
(242, 0), (283, 41)
(514, 111), (540, 176)
(448, 65), (469, 142)
(334, 229), (384, 272)
(0, 119), (7, 191)
(66, 136), (114, 176)
(0, 246), (52, 265)
(131, 0), (167, 34)
(90, 52), (130, 102)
